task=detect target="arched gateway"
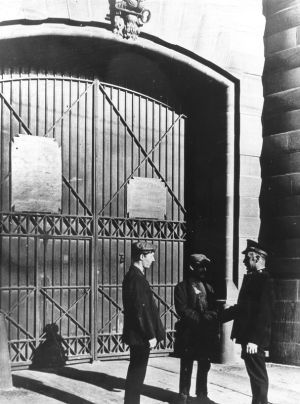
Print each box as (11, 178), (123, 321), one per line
(0, 29), (238, 368)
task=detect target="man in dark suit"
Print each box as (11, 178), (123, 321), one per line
(174, 254), (219, 404)
(222, 240), (274, 404)
(122, 240), (165, 404)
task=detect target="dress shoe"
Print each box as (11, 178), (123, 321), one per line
(194, 394), (216, 403)
(176, 393), (189, 404)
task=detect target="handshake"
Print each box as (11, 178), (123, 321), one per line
(203, 310), (218, 322)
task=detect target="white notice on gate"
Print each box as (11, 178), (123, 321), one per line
(127, 177), (167, 219)
(12, 134), (62, 212)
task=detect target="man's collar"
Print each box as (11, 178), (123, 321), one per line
(257, 268), (266, 273)
(132, 263), (145, 275)
(247, 267), (267, 275)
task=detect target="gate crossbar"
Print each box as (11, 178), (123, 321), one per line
(40, 288), (90, 336)
(3, 312), (35, 339)
(0, 83), (94, 215)
(98, 82), (186, 215)
(4, 288), (35, 318)
(98, 112), (186, 215)
(150, 288), (179, 319)
(0, 90), (32, 137)
(62, 177), (93, 216)
(97, 286), (123, 333)
(43, 81), (95, 138)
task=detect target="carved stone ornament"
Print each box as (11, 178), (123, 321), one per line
(110, 0), (151, 40)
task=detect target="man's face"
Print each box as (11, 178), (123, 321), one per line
(141, 251), (155, 269)
(191, 262), (207, 280)
(243, 251), (258, 272)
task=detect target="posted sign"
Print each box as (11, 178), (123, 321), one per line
(127, 177), (167, 219)
(12, 134), (62, 212)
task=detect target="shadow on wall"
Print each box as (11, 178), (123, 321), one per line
(30, 323), (67, 370)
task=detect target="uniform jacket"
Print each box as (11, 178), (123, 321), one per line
(122, 265), (165, 346)
(174, 278), (219, 360)
(222, 269), (274, 349)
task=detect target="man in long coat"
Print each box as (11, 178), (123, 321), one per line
(122, 240), (165, 404)
(174, 254), (219, 404)
(222, 239), (274, 404)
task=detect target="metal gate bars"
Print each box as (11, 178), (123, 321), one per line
(0, 73), (186, 367)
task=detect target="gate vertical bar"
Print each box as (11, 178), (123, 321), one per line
(34, 237), (40, 358)
(91, 80), (98, 361)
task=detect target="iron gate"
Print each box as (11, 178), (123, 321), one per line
(0, 74), (186, 367)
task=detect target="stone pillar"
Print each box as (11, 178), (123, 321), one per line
(0, 312), (12, 390)
(262, 0), (300, 365)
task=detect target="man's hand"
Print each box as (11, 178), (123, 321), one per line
(149, 338), (157, 349)
(203, 310), (218, 322)
(246, 342), (258, 354)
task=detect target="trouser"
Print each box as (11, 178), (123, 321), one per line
(179, 356), (211, 397)
(242, 346), (269, 404)
(124, 343), (150, 404)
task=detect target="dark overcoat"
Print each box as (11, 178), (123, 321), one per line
(222, 269), (274, 349)
(122, 265), (165, 346)
(174, 278), (219, 360)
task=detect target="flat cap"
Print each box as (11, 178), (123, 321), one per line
(190, 253), (211, 266)
(242, 239), (268, 257)
(132, 240), (156, 255)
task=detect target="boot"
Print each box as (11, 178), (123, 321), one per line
(176, 393), (189, 404)
(195, 393), (216, 404)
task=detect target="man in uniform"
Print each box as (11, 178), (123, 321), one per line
(122, 240), (165, 404)
(222, 239), (274, 404)
(174, 253), (219, 404)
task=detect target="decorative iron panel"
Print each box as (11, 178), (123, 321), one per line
(0, 213), (93, 237)
(0, 236), (36, 364)
(0, 73), (186, 366)
(97, 217), (186, 240)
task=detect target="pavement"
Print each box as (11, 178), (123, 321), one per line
(0, 357), (299, 404)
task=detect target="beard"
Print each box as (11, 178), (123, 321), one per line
(191, 268), (206, 281)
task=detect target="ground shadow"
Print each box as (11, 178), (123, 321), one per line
(13, 366), (221, 404)
(12, 374), (94, 404)
(54, 367), (221, 404)
(55, 367), (179, 402)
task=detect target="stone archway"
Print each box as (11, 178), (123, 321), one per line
(0, 29), (239, 366)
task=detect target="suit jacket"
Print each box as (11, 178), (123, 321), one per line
(122, 265), (165, 346)
(174, 278), (219, 360)
(222, 269), (274, 349)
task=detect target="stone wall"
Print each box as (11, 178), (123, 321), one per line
(272, 280), (300, 365)
(262, 0), (300, 365)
